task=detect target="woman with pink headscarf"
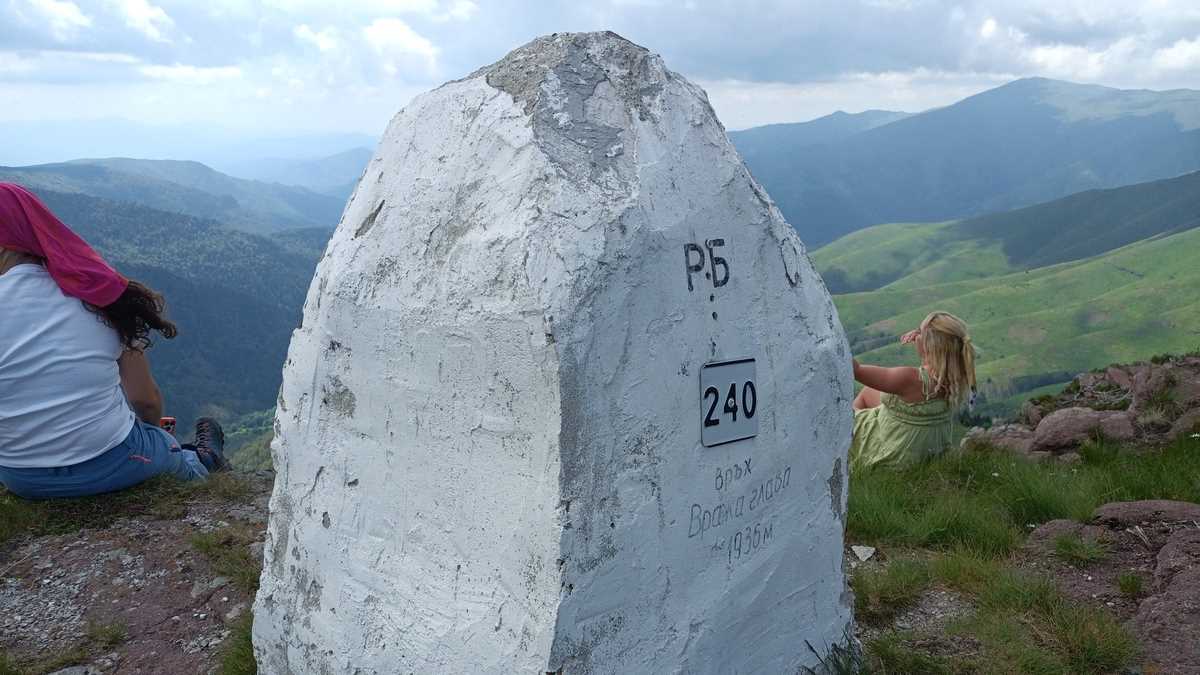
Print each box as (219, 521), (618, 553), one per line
(0, 183), (231, 500)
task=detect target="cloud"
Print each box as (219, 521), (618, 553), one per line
(24, 0), (92, 41)
(294, 24), (338, 52)
(139, 63), (241, 84)
(110, 0), (174, 42)
(2, 0), (1200, 137)
(1153, 37), (1200, 71)
(363, 17), (439, 76)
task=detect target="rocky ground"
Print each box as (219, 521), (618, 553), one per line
(965, 354), (1200, 460)
(0, 474), (270, 675)
(849, 499), (1200, 672)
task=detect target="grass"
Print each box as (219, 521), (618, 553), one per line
(849, 435), (1200, 557)
(860, 549), (1137, 674)
(85, 619), (128, 649)
(190, 522), (263, 594)
(849, 436), (1200, 673)
(0, 472), (252, 548)
(829, 221), (1200, 418)
(1117, 572), (1145, 597)
(1053, 534), (1108, 566)
(218, 615), (257, 675)
(851, 558), (932, 625)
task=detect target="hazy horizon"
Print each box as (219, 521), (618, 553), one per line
(3, 1), (1199, 160)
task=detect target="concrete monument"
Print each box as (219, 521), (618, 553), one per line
(254, 31), (854, 673)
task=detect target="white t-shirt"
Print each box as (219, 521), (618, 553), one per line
(0, 264), (135, 468)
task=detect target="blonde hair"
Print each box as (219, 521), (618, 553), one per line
(919, 311), (977, 408)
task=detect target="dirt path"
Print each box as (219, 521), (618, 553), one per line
(0, 474), (271, 674)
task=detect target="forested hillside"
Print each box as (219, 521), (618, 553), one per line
(28, 189), (328, 431)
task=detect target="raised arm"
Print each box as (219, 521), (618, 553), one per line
(852, 358), (924, 400)
(118, 350), (163, 423)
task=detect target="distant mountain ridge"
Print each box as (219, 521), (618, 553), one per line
(0, 159), (345, 234)
(220, 147), (373, 200)
(733, 78), (1200, 246)
(729, 109), (911, 164)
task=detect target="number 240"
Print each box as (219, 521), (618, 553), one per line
(704, 381), (757, 427)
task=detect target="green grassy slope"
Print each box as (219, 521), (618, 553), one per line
(838, 227), (1200, 403)
(813, 221), (1013, 293)
(814, 170), (1200, 294)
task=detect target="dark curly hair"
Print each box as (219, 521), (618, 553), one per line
(89, 280), (178, 351)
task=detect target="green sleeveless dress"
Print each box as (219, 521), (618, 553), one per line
(850, 367), (955, 471)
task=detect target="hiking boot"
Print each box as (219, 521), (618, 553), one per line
(193, 417), (232, 473)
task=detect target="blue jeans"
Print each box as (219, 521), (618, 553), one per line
(0, 420), (208, 500)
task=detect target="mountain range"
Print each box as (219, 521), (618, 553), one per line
(2, 75), (1197, 435)
(730, 78), (1200, 246)
(0, 159), (346, 235)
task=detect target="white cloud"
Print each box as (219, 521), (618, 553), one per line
(111, 0), (175, 43)
(433, 0), (477, 22)
(363, 17), (439, 75)
(140, 63), (242, 84)
(979, 17), (997, 39)
(294, 24), (339, 52)
(1153, 37), (1200, 71)
(25, 0), (92, 42)
(698, 69), (1017, 129)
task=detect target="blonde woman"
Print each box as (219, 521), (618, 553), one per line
(849, 311), (977, 470)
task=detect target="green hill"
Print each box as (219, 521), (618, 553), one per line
(815, 170), (1200, 293)
(835, 227), (1200, 410)
(0, 159), (345, 234)
(817, 171), (1200, 413)
(735, 78), (1200, 246)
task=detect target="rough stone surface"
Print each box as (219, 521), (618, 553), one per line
(1025, 503), (1200, 673)
(0, 474), (271, 674)
(1093, 500), (1200, 527)
(253, 32), (853, 674)
(1032, 407), (1133, 452)
(961, 423), (1034, 455)
(1171, 408), (1200, 439)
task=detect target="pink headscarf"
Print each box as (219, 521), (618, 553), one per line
(0, 182), (128, 307)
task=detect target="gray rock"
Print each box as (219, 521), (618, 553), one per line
(1032, 407), (1134, 452)
(962, 423), (1035, 455)
(1134, 566), (1200, 673)
(1093, 500), (1200, 527)
(1170, 408), (1200, 439)
(1154, 529), (1200, 589)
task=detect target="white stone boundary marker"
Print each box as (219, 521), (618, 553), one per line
(254, 31), (854, 674)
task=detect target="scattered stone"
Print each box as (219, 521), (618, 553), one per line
(189, 575), (230, 599)
(46, 667), (100, 675)
(851, 545), (876, 562)
(961, 423), (1034, 455)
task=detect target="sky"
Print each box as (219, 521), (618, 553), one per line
(1, 0), (1199, 138)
